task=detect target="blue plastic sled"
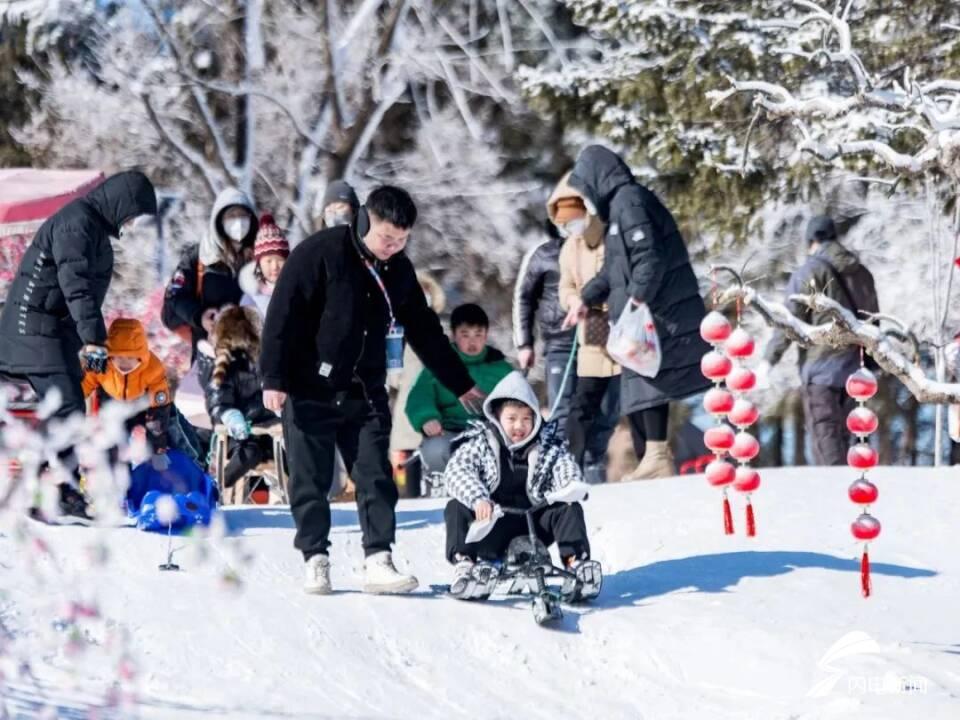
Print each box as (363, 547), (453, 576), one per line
(127, 449), (219, 533)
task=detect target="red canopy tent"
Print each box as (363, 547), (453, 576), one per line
(0, 168), (105, 298)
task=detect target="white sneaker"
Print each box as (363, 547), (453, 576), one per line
(363, 551), (419, 594)
(304, 554), (332, 595)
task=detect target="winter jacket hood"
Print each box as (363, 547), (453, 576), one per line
(568, 145), (635, 222)
(547, 172), (604, 249)
(82, 318), (170, 408)
(84, 171), (158, 236)
(482, 371), (543, 451)
(105, 318), (150, 365)
(199, 187), (258, 271)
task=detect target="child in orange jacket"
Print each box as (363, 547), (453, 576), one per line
(82, 318), (202, 462)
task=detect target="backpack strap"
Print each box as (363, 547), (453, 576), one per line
(196, 260), (205, 299)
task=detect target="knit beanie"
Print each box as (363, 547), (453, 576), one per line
(254, 214), (290, 261)
(321, 180), (360, 212)
(554, 196), (587, 224)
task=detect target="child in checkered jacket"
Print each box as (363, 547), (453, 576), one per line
(442, 371), (592, 588)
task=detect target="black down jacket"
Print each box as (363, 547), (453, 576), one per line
(196, 348), (274, 426)
(260, 225), (474, 401)
(0, 171), (157, 375)
(573, 146), (710, 413)
(512, 225), (576, 353)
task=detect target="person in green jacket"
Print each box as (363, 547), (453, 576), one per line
(406, 303), (514, 474)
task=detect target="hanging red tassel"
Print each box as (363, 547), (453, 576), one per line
(861, 546), (871, 598)
(723, 495), (734, 535)
(745, 500), (756, 537)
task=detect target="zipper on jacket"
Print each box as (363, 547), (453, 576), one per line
(123, 375), (128, 401)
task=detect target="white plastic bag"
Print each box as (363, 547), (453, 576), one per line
(606, 301), (662, 378)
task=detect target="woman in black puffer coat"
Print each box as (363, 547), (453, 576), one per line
(565, 146), (710, 480)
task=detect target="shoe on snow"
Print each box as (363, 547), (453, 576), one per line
(56, 484), (94, 526)
(363, 551), (418, 594)
(562, 559), (603, 602)
(449, 559), (498, 600)
(304, 553), (332, 595)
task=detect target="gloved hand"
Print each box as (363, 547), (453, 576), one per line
(151, 452), (171, 471)
(78, 345), (109, 374)
(221, 409), (249, 440)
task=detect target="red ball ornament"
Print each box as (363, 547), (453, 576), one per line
(727, 367), (757, 392)
(725, 327), (755, 358)
(733, 466), (761, 493)
(701, 352), (733, 381)
(704, 388), (735, 416)
(851, 513), (881, 541)
(847, 444), (879, 470)
(700, 311), (732, 345)
(730, 431), (760, 461)
(729, 398), (760, 428)
(705, 459), (736, 486)
(848, 478), (879, 505)
(847, 407), (879, 437)
(704, 425), (736, 452)
(846, 368), (878, 401)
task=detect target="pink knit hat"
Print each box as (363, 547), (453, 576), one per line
(254, 213), (289, 261)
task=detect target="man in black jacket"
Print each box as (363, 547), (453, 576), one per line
(760, 215), (879, 465)
(0, 170), (158, 521)
(513, 220), (577, 423)
(260, 186), (485, 595)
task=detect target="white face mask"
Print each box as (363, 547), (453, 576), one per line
(224, 216), (251, 242)
(324, 210), (353, 228)
(559, 218), (588, 239)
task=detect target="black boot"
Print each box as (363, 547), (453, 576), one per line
(57, 483), (93, 525)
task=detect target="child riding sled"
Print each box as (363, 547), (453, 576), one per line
(442, 371), (600, 602)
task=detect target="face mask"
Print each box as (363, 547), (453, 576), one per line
(324, 210), (353, 228)
(560, 218), (588, 239)
(118, 214), (153, 239)
(224, 216), (251, 242)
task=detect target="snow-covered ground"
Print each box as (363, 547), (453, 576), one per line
(2, 467), (959, 719)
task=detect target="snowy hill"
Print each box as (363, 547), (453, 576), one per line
(2, 467), (959, 719)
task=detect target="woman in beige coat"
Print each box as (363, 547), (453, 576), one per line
(551, 174), (634, 480)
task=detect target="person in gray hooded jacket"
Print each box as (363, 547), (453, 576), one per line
(161, 188), (259, 353)
(443, 371), (591, 589)
(759, 215), (879, 465)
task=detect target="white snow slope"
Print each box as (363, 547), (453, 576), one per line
(2, 466), (959, 719)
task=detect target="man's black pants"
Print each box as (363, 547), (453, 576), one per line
(444, 499), (590, 563)
(284, 386), (398, 559)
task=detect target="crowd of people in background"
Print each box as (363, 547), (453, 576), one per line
(0, 144), (885, 595)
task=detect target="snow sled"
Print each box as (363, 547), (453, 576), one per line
(127, 449), (219, 533)
(451, 482), (603, 626)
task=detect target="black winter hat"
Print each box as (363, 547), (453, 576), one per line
(806, 215), (838, 244)
(321, 180), (360, 212)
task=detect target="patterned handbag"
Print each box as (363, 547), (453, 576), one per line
(583, 307), (610, 347)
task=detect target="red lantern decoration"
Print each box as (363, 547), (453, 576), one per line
(848, 478), (879, 505)
(704, 388), (735, 417)
(845, 362), (881, 598)
(851, 513), (881, 541)
(725, 327), (755, 358)
(734, 466), (760, 493)
(846, 407), (879, 437)
(845, 368), (878, 401)
(704, 425), (736, 452)
(727, 367), (757, 392)
(705, 459), (736, 487)
(730, 432), (760, 462)
(847, 444), (878, 470)
(701, 352), (733, 381)
(700, 311), (732, 344)
(729, 399), (759, 429)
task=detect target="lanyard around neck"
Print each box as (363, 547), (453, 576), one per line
(362, 259), (397, 329)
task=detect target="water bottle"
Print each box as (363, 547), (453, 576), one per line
(386, 323), (405, 374)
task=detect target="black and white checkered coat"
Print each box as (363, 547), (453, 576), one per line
(443, 418), (582, 509)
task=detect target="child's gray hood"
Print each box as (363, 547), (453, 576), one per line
(482, 371), (542, 451)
